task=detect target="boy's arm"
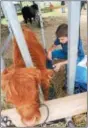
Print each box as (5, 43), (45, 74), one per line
(53, 60), (68, 72)
(48, 44), (57, 51)
(48, 44), (57, 52)
(47, 44), (57, 60)
(60, 60), (68, 65)
(47, 38), (60, 60)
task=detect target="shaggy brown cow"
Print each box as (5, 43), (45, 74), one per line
(1, 25), (53, 126)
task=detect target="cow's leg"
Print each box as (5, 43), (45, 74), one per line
(24, 17), (28, 24)
(29, 18), (32, 24)
(23, 19), (27, 23)
(33, 15), (36, 21)
(23, 15), (28, 23)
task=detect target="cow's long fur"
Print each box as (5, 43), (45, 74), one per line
(1, 25), (53, 125)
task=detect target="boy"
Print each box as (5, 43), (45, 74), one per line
(47, 24), (85, 72)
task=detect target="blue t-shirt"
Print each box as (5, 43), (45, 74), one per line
(54, 38), (85, 61)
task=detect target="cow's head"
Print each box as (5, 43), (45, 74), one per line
(1, 67), (41, 126)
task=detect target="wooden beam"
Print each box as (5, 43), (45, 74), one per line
(1, 92), (87, 127)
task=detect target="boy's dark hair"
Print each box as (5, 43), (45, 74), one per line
(56, 24), (68, 38)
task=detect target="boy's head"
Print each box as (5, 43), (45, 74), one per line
(56, 24), (68, 44)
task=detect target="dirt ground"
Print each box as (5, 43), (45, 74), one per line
(1, 8), (87, 127)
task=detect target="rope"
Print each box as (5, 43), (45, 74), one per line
(35, 103), (49, 127)
(40, 104), (49, 125)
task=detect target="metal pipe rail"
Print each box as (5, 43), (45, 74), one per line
(1, 1), (33, 68)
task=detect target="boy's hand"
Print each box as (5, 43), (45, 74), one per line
(53, 62), (63, 72)
(53, 60), (67, 72)
(47, 51), (52, 60)
(47, 44), (57, 60)
(53, 63), (62, 72)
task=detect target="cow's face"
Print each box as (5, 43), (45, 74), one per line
(2, 67), (41, 126)
(32, 4), (38, 10)
(17, 103), (40, 126)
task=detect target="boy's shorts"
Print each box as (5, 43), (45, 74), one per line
(52, 49), (84, 63)
(52, 49), (67, 60)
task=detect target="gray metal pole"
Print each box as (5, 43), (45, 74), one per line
(20, 1), (22, 10)
(67, 1), (81, 95)
(1, 1), (13, 55)
(66, 117), (75, 128)
(1, 2), (12, 73)
(1, 2), (12, 34)
(0, 34), (12, 56)
(37, 2), (46, 49)
(1, 56), (5, 73)
(1, 1), (33, 67)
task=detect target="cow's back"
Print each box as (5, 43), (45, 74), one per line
(22, 6), (29, 15)
(13, 26), (47, 70)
